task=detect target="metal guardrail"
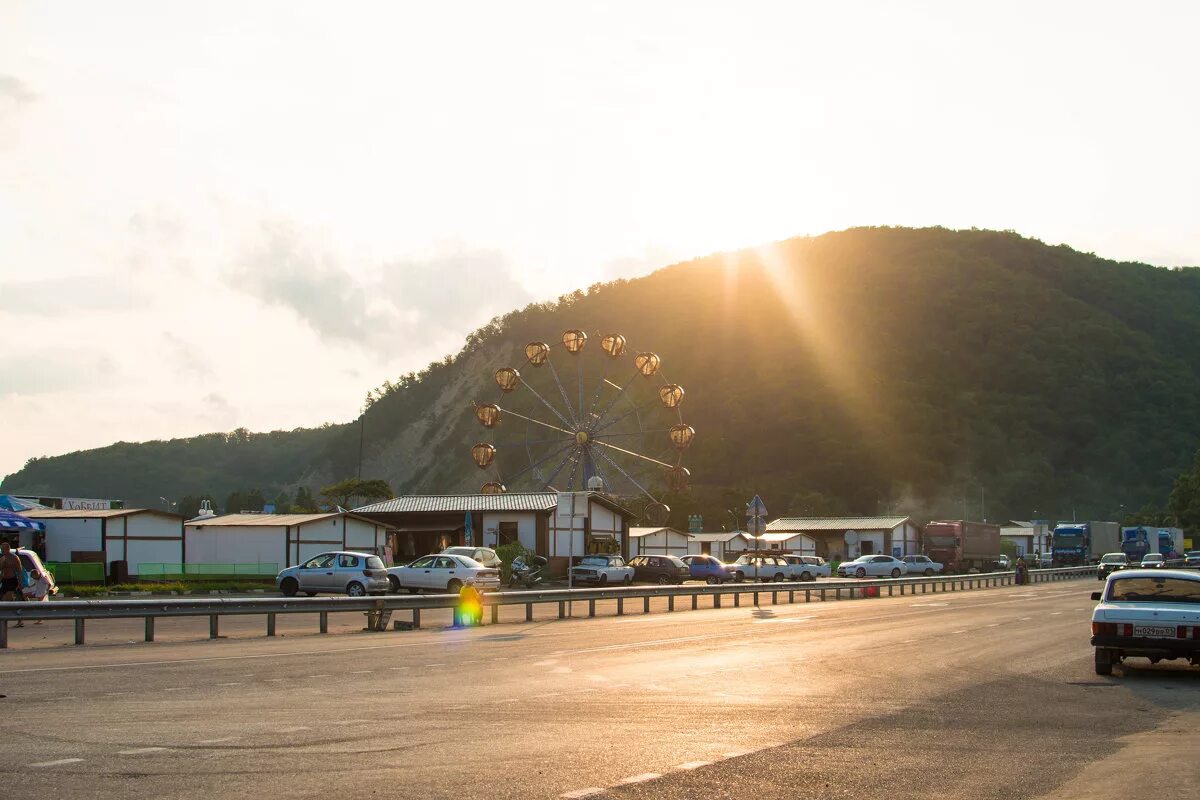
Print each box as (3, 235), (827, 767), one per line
(0, 565), (1097, 649)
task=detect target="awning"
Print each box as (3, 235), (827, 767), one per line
(0, 509), (44, 532)
(0, 495), (46, 512)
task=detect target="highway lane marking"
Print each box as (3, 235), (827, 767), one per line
(423, 663), (446, 667)
(216, 682), (243, 686)
(263, 678), (286, 682)
(1050, 612), (1063, 615)
(308, 674), (333, 678)
(104, 692), (133, 696)
(560, 789), (606, 798)
(986, 623), (1000, 627)
(350, 670), (373, 674)
(29, 758), (83, 768)
(198, 737), (239, 744)
(164, 687), (189, 691)
(5, 585), (1096, 674)
(277, 726), (311, 733)
(674, 761), (712, 770)
(1019, 617), (1032, 621)
(119, 747), (167, 755)
(952, 630), (967, 634)
(619, 773), (661, 784)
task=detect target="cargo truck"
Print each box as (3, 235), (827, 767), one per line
(1051, 522), (1118, 566)
(1121, 526), (1185, 562)
(922, 520), (1002, 573)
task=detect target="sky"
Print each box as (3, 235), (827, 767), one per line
(2, 1), (1199, 481)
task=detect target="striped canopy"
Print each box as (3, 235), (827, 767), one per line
(0, 509), (44, 532)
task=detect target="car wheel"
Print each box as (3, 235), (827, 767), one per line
(599, 574), (609, 586)
(1094, 648), (1114, 676)
(447, 579), (463, 594)
(855, 567), (867, 579)
(657, 575), (671, 585)
(891, 568), (901, 578)
(706, 575), (718, 585)
(388, 575), (400, 593)
(407, 587), (419, 594)
(773, 573), (786, 582)
(735, 571), (745, 583)
(346, 581), (366, 597)
(280, 577), (299, 597)
(800, 571), (813, 582)
(924, 568), (934, 576)
(623, 575), (632, 585)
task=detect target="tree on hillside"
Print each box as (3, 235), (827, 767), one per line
(244, 488), (266, 513)
(294, 486), (318, 512)
(273, 491), (292, 514)
(224, 490), (245, 514)
(320, 477), (394, 510)
(1168, 447), (1200, 534)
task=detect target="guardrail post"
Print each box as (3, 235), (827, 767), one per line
(319, 611), (329, 633)
(75, 618), (85, 645)
(491, 605), (499, 624)
(617, 598), (624, 616)
(691, 594), (698, 610)
(888, 585), (894, 596)
(805, 589), (811, 603)
(266, 613), (276, 637)
(589, 599), (596, 617)
(820, 588), (826, 601)
(714, 594), (721, 609)
(0, 620), (7, 649)
(643, 596), (650, 613)
(526, 603), (534, 622)
(734, 592), (741, 607)
(209, 615), (219, 639)
(668, 595), (675, 612)
(412, 609), (421, 630)
(772, 590), (778, 605)
(835, 588), (841, 600)
(752, 591), (759, 606)
(145, 616), (155, 642)
(558, 601), (566, 619)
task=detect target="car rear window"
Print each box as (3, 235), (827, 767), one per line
(580, 556), (608, 566)
(367, 556), (385, 570)
(1109, 577), (1200, 603)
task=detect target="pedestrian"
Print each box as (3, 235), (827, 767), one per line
(22, 568), (51, 624)
(1, 540), (26, 627)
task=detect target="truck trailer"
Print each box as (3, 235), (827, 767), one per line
(922, 520), (1002, 573)
(1121, 526), (1185, 562)
(1052, 522), (1118, 566)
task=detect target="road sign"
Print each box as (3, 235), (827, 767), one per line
(746, 495), (768, 519)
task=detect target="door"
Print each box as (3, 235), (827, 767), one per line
(870, 555), (892, 576)
(298, 553), (337, 591)
(432, 556), (461, 590)
(334, 553), (362, 592)
(403, 555), (436, 589)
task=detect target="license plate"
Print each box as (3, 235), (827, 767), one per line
(1133, 625), (1176, 638)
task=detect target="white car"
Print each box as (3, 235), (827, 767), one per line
(277, 551), (390, 597)
(779, 555), (830, 581)
(837, 555), (908, 578)
(730, 555), (790, 583)
(1091, 569), (1200, 675)
(571, 554), (633, 586)
(388, 554), (501, 594)
(902, 555), (943, 576)
(441, 546), (502, 570)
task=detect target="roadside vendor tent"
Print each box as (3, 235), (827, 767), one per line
(0, 508), (44, 547)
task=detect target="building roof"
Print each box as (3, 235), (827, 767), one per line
(187, 512), (378, 528)
(629, 526), (690, 539)
(765, 516), (911, 533)
(688, 531), (747, 543)
(355, 491), (633, 517)
(21, 508), (183, 521)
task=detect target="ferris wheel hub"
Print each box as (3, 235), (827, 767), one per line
(575, 430), (590, 445)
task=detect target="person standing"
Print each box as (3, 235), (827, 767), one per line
(1, 541), (27, 627)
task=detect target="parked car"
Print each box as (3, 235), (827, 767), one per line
(571, 554), (634, 586)
(442, 546), (502, 570)
(1098, 552), (1129, 580)
(9, 548), (59, 598)
(1140, 553), (1166, 569)
(680, 554), (735, 584)
(388, 554), (501, 594)
(837, 555), (908, 579)
(627, 555), (691, 585)
(995, 554), (1011, 570)
(1185, 551), (1200, 568)
(1090, 569), (1200, 675)
(277, 551), (390, 597)
(730, 554), (790, 583)
(777, 555), (828, 581)
(902, 555), (943, 576)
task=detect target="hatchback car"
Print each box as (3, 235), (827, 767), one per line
(837, 555), (908, 578)
(388, 554), (501, 593)
(442, 546), (502, 570)
(730, 554), (790, 583)
(778, 555), (826, 581)
(277, 551), (390, 597)
(627, 555), (691, 584)
(902, 554), (943, 576)
(680, 554), (735, 584)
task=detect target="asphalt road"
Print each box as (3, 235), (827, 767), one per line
(1, 578), (1196, 800)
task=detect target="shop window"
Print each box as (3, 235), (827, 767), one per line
(498, 522), (518, 547)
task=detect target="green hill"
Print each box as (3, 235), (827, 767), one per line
(6, 227), (1200, 526)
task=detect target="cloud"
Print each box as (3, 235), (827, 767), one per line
(0, 347), (116, 396)
(0, 74), (35, 105)
(228, 221), (533, 354)
(0, 275), (152, 317)
(162, 332), (215, 380)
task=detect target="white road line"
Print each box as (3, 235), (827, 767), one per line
(389, 666), (409, 671)
(674, 761), (712, 770)
(49, 696), (78, 701)
(277, 726), (311, 733)
(619, 773), (661, 784)
(899, 639), (917, 644)
(308, 674), (332, 678)
(1019, 617), (1032, 621)
(349, 670), (373, 674)
(163, 687), (189, 692)
(215, 682), (242, 686)
(119, 747), (167, 755)
(29, 758), (83, 768)
(263, 678), (286, 682)
(986, 623), (1000, 627)
(104, 692), (133, 696)
(423, 663), (445, 667)
(560, 789), (606, 799)
(1050, 612), (1063, 616)
(198, 737), (239, 744)
(952, 630), (966, 634)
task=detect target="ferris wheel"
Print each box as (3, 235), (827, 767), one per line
(470, 329), (693, 524)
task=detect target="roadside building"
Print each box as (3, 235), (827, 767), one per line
(1001, 520), (1051, 557)
(686, 531), (746, 561)
(353, 492), (634, 574)
(19, 508), (184, 579)
(628, 526), (692, 558)
(764, 516), (921, 561)
(185, 512), (388, 571)
(726, 530), (818, 555)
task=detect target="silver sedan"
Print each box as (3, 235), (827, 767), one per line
(837, 555), (909, 579)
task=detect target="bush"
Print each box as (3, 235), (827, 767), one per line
(494, 541), (530, 583)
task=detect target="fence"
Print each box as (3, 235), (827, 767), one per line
(137, 562), (279, 580)
(45, 562), (105, 584)
(0, 565), (1097, 649)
